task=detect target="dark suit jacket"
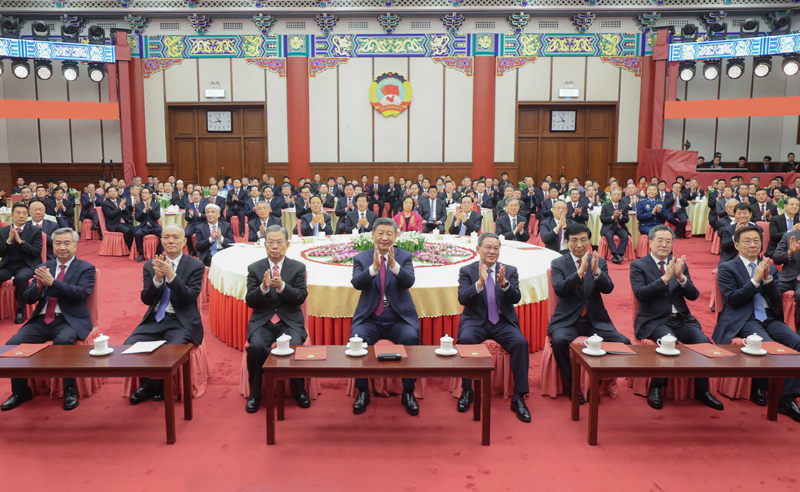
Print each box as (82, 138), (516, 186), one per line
(599, 201), (630, 235)
(0, 224), (44, 271)
(264, 197), (285, 218)
(772, 229), (800, 292)
(202, 195), (227, 218)
(226, 188), (248, 214)
(620, 195), (639, 210)
(247, 216), (282, 242)
(195, 221), (235, 264)
(417, 197), (446, 224)
(23, 257), (95, 339)
(495, 214), (530, 242)
(538, 216), (564, 252)
(682, 188), (705, 200)
(366, 184), (385, 203)
(335, 195), (357, 218)
(101, 198), (132, 231)
(300, 212), (333, 236)
(317, 194), (336, 209)
(343, 209), (377, 233)
(547, 253), (616, 335)
(474, 193), (493, 209)
(664, 192), (689, 217)
(566, 199), (589, 224)
(184, 201), (208, 225)
(707, 189), (719, 225)
(243, 197), (264, 222)
(714, 259), (782, 344)
(245, 257), (307, 338)
(79, 193), (101, 220)
(45, 197), (75, 221)
(138, 255), (205, 345)
(351, 247), (418, 329)
(757, 163), (776, 173)
(439, 191), (461, 207)
(134, 200), (161, 229)
(294, 197), (312, 218)
(457, 261), (521, 330)
(630, 255), (700, 339)
(719, 222), (763, 264)
(768, 213), (799, 257)
(751, 201), (778, 222)
(448, 210), (483, 235)
(537, 197), (557, 220)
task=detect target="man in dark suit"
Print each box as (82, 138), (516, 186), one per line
(539, 200), (568, 253)
(317, 184), (336, 209)
(46, 187), (75, 230)
(782, 153), (799, 173)
(637, 184), (669, 236)
(537, 187), (560, 220)
(101, 187), (134, 250)
(565, 189), (589, 225)
(248, 202), (282, 242)
(367, 177), (386, 217)
(79, 183), (101, 230)
(1, 228), (95, 411)
(495, 186), (516, 218)
(261, 186), (285, 219)
(195, 204), (235, 267)
(335, 184), (357, 234)
(350, 218), (420, 415)
(473, 182), (493, 209)
(418, 191), (446, 234)
(226, 179), (248, 235)
(548, 224), (630, 402)
(768, 197), (800, 257)
(300, 196), (333, 236)
(773, 227), (800, 321)
(719, 203), (763, 264)
(29, 201), (58, 260)
(714, 225), (800, 420)
(495, 199), (529, 242)
(295, 187), (313, 219)
(449, 195), (483, 235)
(630, 225), (724, 411)
(202, 184), (227, 220)
(184, 190), (206, 256)
(757, 156), (775, 173)
(126, 225), (205, 405)
(440, 181), (461, 208)
(11, 177), (24, 194)
(244, 225), (310, 413)
(621, 184), (640, 210)
(384, 176), (400, 212)
(456, 233), (530, 422)
(244, 185), (263, 224)
(707, 180), (723, 230)
(599, 189), (630, 264)
(343, 194), (377, 234)
(682, 178), (704, 201)
(751, 188), (777, 222)
(0, 203), (44, 324)
(663, 182), (690, 239)
(133, 187), (163, 263)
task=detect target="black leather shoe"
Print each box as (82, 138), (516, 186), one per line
(353, 390), (370, 415)
(647, 386), (664, 410)
(137, 254), (145, 262)
(566, 381), (585, 405)
(294, 389), (311, 408)
(1, 387), (33, 411)
(611, 254), (622, 264)
(751, 387), (767, 407)
(129, 385), (154, 405)
(696, 390), (724, 411)
(245, 397), (260, 414)
(457, 389), (474, 413)
(511, 395), (531, 423)
(63, 387), (79, 411)
(14, 312), (24, 324)
(402, 390), (419, 416)
(153, 390), (165, 402)
(779, 398), (800, 422)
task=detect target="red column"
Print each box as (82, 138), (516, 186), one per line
(471, 56), (496, 179)
(649, 30), (671, 152)
(129, 57), (149, 179)
(113, 32), (137, 182)
(286, 57), (310, 183)
(637, 56), (655, 164)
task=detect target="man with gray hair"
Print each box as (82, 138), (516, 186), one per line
(195, 203), (235, 267)
(495, 198), (529, 242)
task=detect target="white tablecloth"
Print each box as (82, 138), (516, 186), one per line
(687, 200), (709, 235)
(588, 210), (639, 247)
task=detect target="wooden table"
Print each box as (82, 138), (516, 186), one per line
(0, 344), (193, 444)
(262, 345), (495, 445)
(570, 344), (800, 445)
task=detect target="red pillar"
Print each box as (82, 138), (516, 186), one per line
(286, 57), (310, 183)
(649, 30), (671, 152)
(471, 56), (496, 179)
(113, 32), (137, 182)
(637, 56), (654, 164)
(129, 57), (149, 179)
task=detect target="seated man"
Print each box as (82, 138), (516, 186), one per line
(599, 189), (630, 264)
(184, 190), (206, 256)
(495, 198), (529, 242)
(79, 183), (100, 230)
(0, 203), (44, 324)
(244, 225), (310, 413)
(133, 187), (163, 262)
(248, 202), (282, 242)
(716, 199), (738, 231)
(418, 189), (446, 234)
(636, 184), (669, 236)
(565, 189), (589, 225)
(335, 183), (357, 234)
(101, 186), (134, 250)
(714, 225), (800, 421)
(317, 184), (336, 209)
(126, 225), (205, 404)
(548, 224), (631, 403)
(539, 200), (568, 254)
(243, 185), (263, 224)
(773, 225), (800, 321)
(751, 188), (777, 222)
(30, 201), (58, 260)
(664, 182), (689, 238)
(768, 197), (800, 257)
(630, 225), (724, 411)
(343, 193), (377, 234)
(449, 195), (483, 235)
(195, 204), (235, 267)
(300, 196), (333, 237)
(261, 186), (284, 219)
(46, 187), (75, 230)
(456, 233), (530, 422)
(495, 185), (516, 218)
(719, 203), (762, 264)
(202, 184), (227, 221)
(226, 179), (248, 234)
(350, 218), (420, 415)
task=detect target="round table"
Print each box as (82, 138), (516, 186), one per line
(444, 208), (494, 234)
(281, 208), (339, 236)
(587, 210), (639, 248)
(687, 200), (709, 235)
(208, 237), (558, 353)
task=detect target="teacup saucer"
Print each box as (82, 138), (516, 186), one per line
(89, 348), (114, 357)
(271, 348), (295, 356)
(434, 347), (458, 356)
(655, 347), (680, 356)
(582, 348), (606, 356)
(346, 342), (369, 349)
(741, 347), (768, 356)
(344, 348), (368, 357)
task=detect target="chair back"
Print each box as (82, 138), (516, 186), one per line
(547, 269), (556, 320)
(756, 221), (770, 255)
(40, 232), (46, 263)
(11, 194), (21, 203)
(0, 221), (8, 228)
(96, 206), (109, 234)
(86, 268), (99, 326)
(713, 268), (723, 322)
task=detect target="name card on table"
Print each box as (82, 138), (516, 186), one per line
(762, 342), (800, 355)
(0, 343), (51, 357)
(294, 347), (327, 361)
(683, 343), (736, 358)
(457, 344), (491, 358)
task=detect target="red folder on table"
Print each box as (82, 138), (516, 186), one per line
(294, 347), (327, 361)
(457, 344), (491, 358)
(762, 342), (800, 355)
(0, 343), (51, 358)
(683, 343), (737, 358)
(374, 342), (407, 358)
(602, 342), (635, 354)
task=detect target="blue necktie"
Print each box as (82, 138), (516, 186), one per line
(486, 268), (499, 325)
(459, 214), (467, 235)
(155, 262), (176, 322)
(211, 225), (218, 255)
(789, 218), (794, 230)
(749, 262), (768, 322)
(313, 221), (319, 236)
(511, 217), (516, 233)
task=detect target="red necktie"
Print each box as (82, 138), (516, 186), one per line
(270, 265), (281, 324)
(659, 260), (666, 275)
(374, 256), (386, 317)
(44, 265), (66, 324)
(613, 203), (620, 227)
(761, 204), (765, 216)
(15, 227), (22, 234)
(576, 259), (587, 316)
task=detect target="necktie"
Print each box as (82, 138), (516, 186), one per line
(486, 268), (499, 325)
(359, 212), (365, 233)
(44, 265), (66, 324)
(374, 256), (386, 317)
(430, 199), (436, 221)
(270, 264), (281, 324)
(761, 204), (765, 216)
(154, 263), (175, 322)
(313, 217), (319, 236)
(789, 218), (794, 230)
(16, 227), (21, 234)
(211, 225), (218, 255)
(511, 217), (516, 233)
(254, 199), (257, 207)
(613, 203), (620, 227)
(557, 225), (563, 248)
(576, 259), (588, 316)
(749, 262), (768, 322)
(659, 260), (665, 275)
(459, 215), (467, 235)
(673, 197), (678, 212)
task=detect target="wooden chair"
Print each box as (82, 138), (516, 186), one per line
(756, 221), (770, 256)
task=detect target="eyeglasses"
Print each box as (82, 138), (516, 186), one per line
(568, 237), (590, 245)
(738, 239), (761, 246)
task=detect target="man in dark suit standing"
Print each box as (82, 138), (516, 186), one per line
(664, 182), (690, 238)
(133, 187), (163, 262)
(714, 225), (800, 420)
(350, 218), (420, 416)
(46, 187), (75, 230)
(449, 195), (483, 235)
(343, 194), (377, 234)
(367, 176), (386, 217)
(418, 190), (446, 234)
(126, 225), (205, 405)
(226, 179), (248, 236)
(0, 203), (44, 324)
(768, 197), (800, 257)
(630, 225), (724, 411)
(495, 199), (529, 242)
(599, 189), (630, 264)
(195, 204), (235, 267)
(548, 224), (630, 403)
(565, 189), (588, 225)
(456, 233), (530, 422)
(1, 228), (94, 411)
(80, 183), (101, 230)
(244, 225), (310, 413)
(101, 186), (134, 250)
(539, 200), (568, 253)
(29, 201), (58, 260)
(248, 202), (282, 242)
(757, 156), (775, 173)
(751, 188), (777, 222)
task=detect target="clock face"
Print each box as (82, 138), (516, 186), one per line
(551, 110), (577, 132)
(207, 111), (232, 132)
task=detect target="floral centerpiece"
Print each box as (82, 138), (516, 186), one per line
(303, 235), (476, 267)
(202, 186), (211, 197)
(68, 188), (80, 202)
(158, 196), (171, 210)
(394, 231), (425, 253)
(518, 180), (528, 191)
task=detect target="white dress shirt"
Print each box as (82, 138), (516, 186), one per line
(649, 253), (687, 313)
(46, 255), (75, 315)
(260, 256), (286, 295)
(570, 252), (600, 281)
(208, 221), (224, 248)
(475, 263), (511, 293)
(152, 254), (182, 314)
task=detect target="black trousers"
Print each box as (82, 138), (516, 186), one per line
(350, 304), (419, 392)
(55, 216), (73, 230)
(458, 317), (530, 394)
(602, 226), (629, 256)
(230, 210), (246, 234)
(134, 225), (162, 256)
(422, 222), (445, 234)
(246, 323), (307, 399)
(667, 210), (689, 237)
(185, 224), (198, 253)
(125, 314), (193, 390)
(7, 315), (79, 392)
(647, 317), (710, 393)
(0, 262), (34, 311)
(550, 316), (631, 382)
(368, 198), (385, 217)
(736, 314), (800, 398)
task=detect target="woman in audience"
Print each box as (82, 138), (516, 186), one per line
(394, 195), (423, 232)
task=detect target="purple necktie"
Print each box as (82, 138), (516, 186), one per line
(486, 268), (499, 324)
(374, 256), (386, 317)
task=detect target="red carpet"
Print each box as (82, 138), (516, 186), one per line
(0, 236), (798, 492)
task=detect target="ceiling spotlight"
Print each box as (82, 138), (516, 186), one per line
(88, 62), (106, 82)
(678, 60), (696, 81)
(703, 59), (721, 80)
(783, 54), (800, 76)
(11, 58), (29, 79)
(31, 20), (50, 41)
(60, 24), (79, 43)
(726, 58), (745, 79)
(708, 21), (728, 41)
(87, 26), (105, 45)
(61, 60), (79, 81)
(754, 56), (772, 77)
(34, 59), (52, 80)
(739, 18), (759, 38)
(681, 23), (698, 43)
(1, 18), (20, 38)
(772, 16), (792, 35)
